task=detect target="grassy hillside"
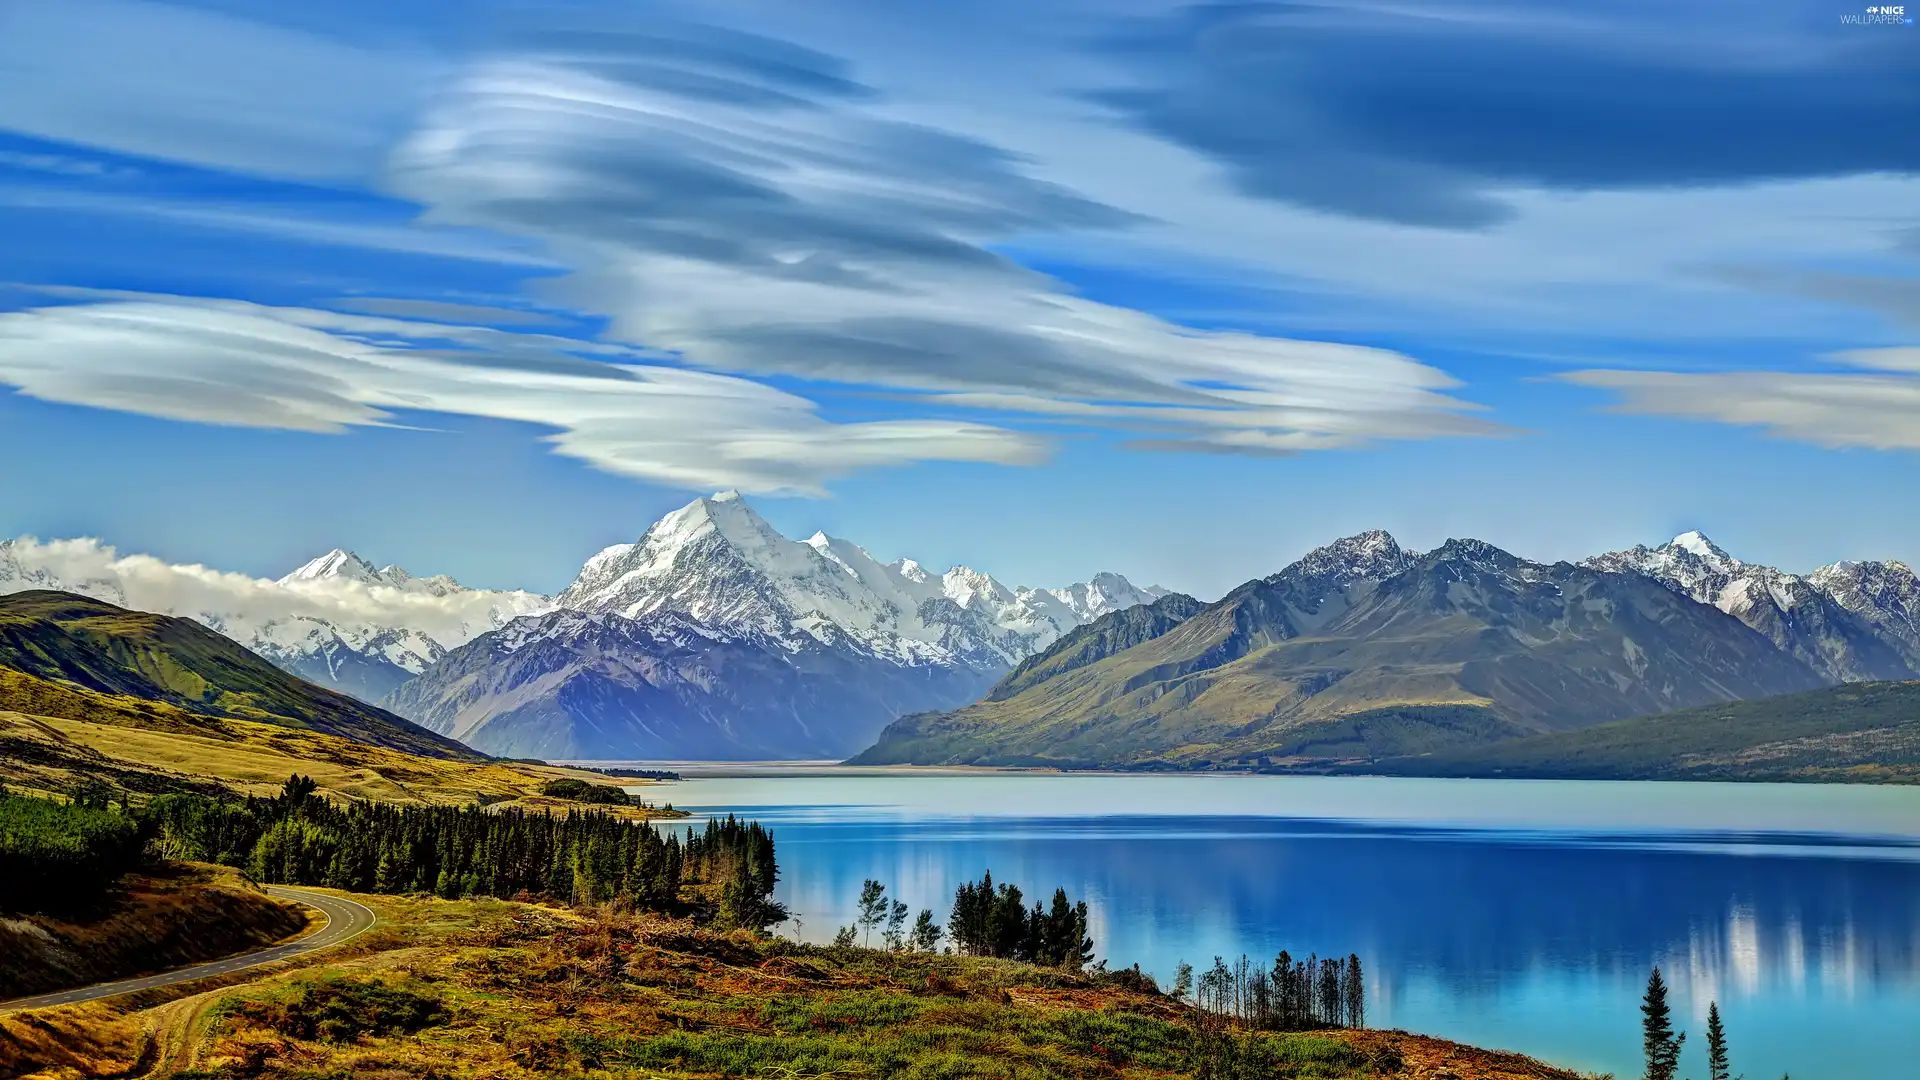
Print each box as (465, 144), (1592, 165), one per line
(0, 590), (477, 760)
(0, 893), (1587, 1080)
(0, 666), (679, 812)
(1364, 680), (1920, 783)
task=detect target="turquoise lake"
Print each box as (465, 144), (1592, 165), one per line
(628, 769), (1920, 1080)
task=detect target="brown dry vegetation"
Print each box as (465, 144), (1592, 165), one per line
(0, 863), (307, 1001)
(0, 893), (1591, 1080)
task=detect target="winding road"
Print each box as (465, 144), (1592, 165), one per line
(0, 886), (377, 1014)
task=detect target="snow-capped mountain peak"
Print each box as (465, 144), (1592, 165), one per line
(552, 492), (1164, 671)
(282, 548), (390, 586)
(1586, 533), (1917, 683)
(279, 550), (485, 602)
(1807, 557), (1920, 658)
(1283, 530), (1419, 586)
(1669, 530), (1737, 566)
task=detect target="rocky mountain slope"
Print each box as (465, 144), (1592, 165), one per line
(852, 533), (1830, 768)
(1584, 532), (1917, 682)
(0, 590), (479, 759)
(386, 493), (1167, 759)
(0, 538), (550, 701)
(385, 610), (996, 760)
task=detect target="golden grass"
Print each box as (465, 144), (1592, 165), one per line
(0, 893), (1590, 1080)
(0, 670), (678, 817)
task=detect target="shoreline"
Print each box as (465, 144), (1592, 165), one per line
(577, 757), (1920, 786)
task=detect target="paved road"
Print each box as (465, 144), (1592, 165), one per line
(0, 887), (377, 1014)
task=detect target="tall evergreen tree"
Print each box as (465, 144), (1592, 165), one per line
(1641, 967), (1686, 1080)
(909, 908), (942, 952)
(1705, 1001), (1732, 1080)
(857, 879), (887, 947)
(883, 898), (910, 951)
(1344, 954), (1366, 1029)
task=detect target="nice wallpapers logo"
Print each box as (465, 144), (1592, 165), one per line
(1841, 4), (1913, 22)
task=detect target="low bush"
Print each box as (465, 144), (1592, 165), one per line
(229, 975), (449, 1043)
(539, 778), (631, 805)
(1190, 1029), (1372, 1080)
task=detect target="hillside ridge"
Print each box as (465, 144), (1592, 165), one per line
(0, 590), (480, 761)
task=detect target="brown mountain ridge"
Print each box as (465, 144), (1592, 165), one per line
(851, 534), (1829, 768)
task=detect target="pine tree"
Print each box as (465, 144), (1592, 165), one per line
(857, 879), (887, 947)
(1641, 967), (1686, 1080)
(883, 898), (909, 951)
(910, 908), (942, 952)
(1172, 961), (1194, 1003)
(1705, 1001), (1732, 1080)
(1063, 898), (1094, 971)
(1344, 954), (1366, 1029)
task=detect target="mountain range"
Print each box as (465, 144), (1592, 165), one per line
(6, 503), (1919, 765)
(389, 493), (1166, 759)
(0, 493), (1165, 760)
(854, 531), (1920, 769)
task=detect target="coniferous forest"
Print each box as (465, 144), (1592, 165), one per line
(0, 785), (145, 914)
(2, 776), (785, 930)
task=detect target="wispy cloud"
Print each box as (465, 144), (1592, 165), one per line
(0, 3), (1501, 486)
(0, 0), (439, 181)
(0, 296), (1049, 494)
(1089, 0), (1920, 229)
(1565, 347), (1920, 450)
(386, 24), (1497, 456)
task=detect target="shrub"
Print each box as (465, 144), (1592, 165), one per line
(540, 778), (632, 805)
(230, 976), (449, 1042)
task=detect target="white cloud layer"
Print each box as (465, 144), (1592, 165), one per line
(0, 5), (1503, 485)
(0, 535), (547, 653)
(0, 0), (437, 181)
(381, 48), (1497, 457)
(0, 297), (1048, 494)
(1564, 348), (1920, 450)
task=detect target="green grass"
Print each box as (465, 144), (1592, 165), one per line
(566, 990), (1366, 1079)
(147, 897), (1585, 1080)
(1254, 706), (1530, 760)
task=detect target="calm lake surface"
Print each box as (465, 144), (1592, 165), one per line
(626, 769), (1920, 1080)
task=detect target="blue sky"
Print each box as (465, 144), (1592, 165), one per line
(1, 0), (1917, 598)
